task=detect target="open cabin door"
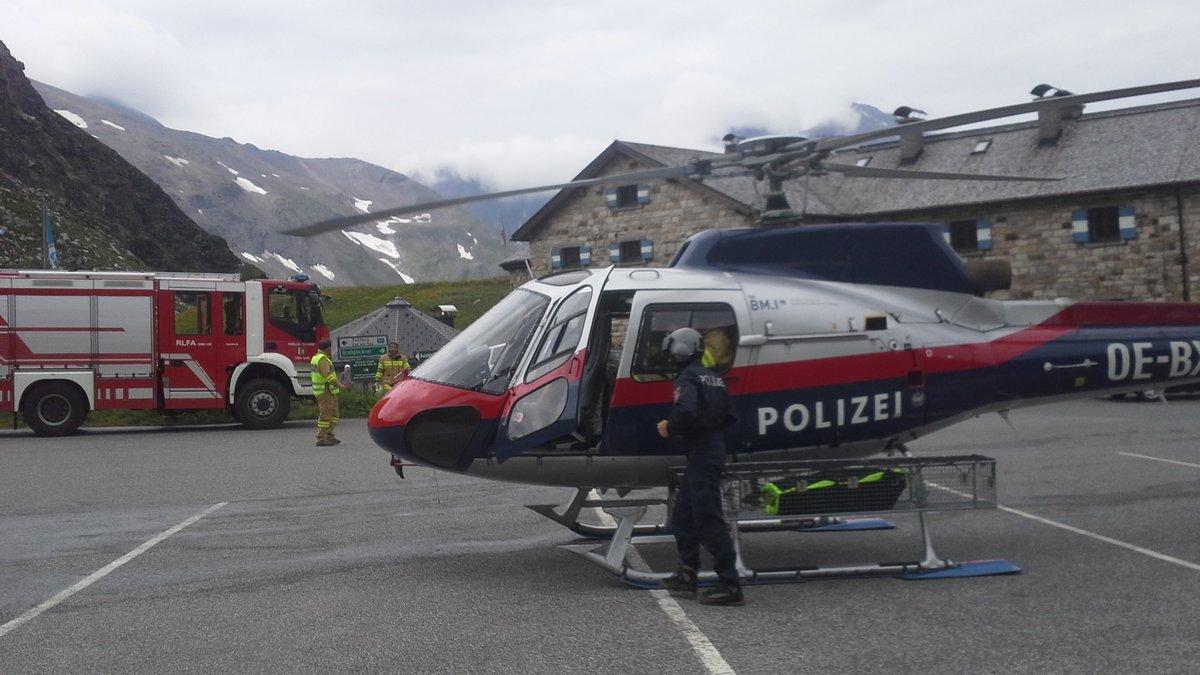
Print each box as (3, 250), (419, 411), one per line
(493, 274), (608, 461)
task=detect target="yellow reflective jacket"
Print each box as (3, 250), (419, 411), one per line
(376, 354), (410, 383)
(311, 352), (339, 396)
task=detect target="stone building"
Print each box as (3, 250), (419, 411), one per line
(509, 97), (1200, 302)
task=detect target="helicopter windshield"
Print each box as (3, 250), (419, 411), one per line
(411, 288), (550, 394)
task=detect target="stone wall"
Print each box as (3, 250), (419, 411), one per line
(522, 153), (752, 278)
(866, 187), (1198, 301)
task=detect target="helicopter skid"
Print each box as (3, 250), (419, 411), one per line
(564, 455), (1020, 587)
(528, 488), (895, 539)
(564, 505), (1018, 588)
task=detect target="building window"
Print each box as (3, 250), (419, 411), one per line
(971, 140), (992, 154)
(559, 246), (581, 268)
(1087, 206), (1121, 243)
(615, 185), (639, 207)
(619, 240), (642, 263)
(948, 220), (978, 252)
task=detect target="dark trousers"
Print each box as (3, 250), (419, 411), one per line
(671, 438), (739, 584)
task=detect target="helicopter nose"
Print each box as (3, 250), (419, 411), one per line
(368, 378), (500, 470)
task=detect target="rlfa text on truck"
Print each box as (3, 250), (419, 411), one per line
(0, 270), (331, 436)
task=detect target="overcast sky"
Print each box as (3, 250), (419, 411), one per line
(3, 0), (1198, 190)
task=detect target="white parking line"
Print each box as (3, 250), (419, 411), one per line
(932, 482), (1200, 574)
(589, 491), (736, 675)
(0, 502), (228, 639)
(995, 503), (1200, 573)
(1117, 451), (1200, 470)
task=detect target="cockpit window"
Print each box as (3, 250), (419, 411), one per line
(412, 289), (549, 394)
(525, 287), (592, 382)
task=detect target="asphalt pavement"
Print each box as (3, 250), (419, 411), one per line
(1, 399), (1198, 673)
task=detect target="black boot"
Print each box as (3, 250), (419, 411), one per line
(699, 582), (744, 606)
(660, 566), (698, 598)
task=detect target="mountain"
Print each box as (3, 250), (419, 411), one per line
(727, 102), (896, 141)
(32, 83), (505, 286)
(0, 40), (239, 273)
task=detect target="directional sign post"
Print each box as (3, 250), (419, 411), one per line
(336, 335), (388, 361)
(337, 335), (388, 382)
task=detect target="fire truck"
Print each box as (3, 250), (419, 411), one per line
(0, 269), (331, 436)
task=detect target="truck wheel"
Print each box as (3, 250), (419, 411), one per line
(22, 382), (88, 437)
(235, 378), (291, 430)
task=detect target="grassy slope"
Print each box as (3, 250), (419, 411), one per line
(322, 277), (512, 330)
(55, 277), (513, 429)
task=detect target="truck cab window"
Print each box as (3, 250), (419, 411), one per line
(223, 294), (245, 335)
(174, 292), (212, 336)
(631, 304), (737, 380)
(268, 289), (313, 340)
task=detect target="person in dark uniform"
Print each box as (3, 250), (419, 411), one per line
(656, 327), (743, 606)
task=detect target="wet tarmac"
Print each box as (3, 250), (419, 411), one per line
(1, 399), (1198, 673)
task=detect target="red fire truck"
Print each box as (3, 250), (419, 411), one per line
(0, 269), (331, 436)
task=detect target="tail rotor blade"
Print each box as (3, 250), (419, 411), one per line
(823, 163), (1062, 182)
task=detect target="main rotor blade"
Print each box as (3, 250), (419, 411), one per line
(282, 162), (719, 236)
(823, 163), (1061, 182)
(813, 79), (1200, 153)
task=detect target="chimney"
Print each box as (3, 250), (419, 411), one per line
(437, 304), (458, 328)
(1030, 84), (1083, 143)
(892, 106), (926, 163)
(722, 133), (741, 154)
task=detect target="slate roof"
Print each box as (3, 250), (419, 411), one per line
(331, 297), (458, 359)
(512, 97), (1200, 240)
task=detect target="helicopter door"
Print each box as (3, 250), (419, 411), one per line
(493, 280), (605, 461)
(601, 290), (752, 455)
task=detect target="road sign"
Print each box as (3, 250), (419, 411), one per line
(349, 360), (377, 381)
(412, 349), (438, 365)
(337, 334), (387, 360)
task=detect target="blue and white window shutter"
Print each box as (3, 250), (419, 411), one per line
(640, 239), (654, 261)
(976, 217), (993, 250)
(1071, 209), (1089, 243)
(604, 188), (619, 208)
(551, 248), (562, 269)
(579, 245), (592, 266)
(1119, 205), (1137, 240)
(636, 184), (651, 205)
(608, 242), (621, 264)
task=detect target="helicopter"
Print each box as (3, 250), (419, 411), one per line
(286, 78), (1200, 495)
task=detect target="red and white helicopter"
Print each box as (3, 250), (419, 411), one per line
(288, 80), (1200, 581)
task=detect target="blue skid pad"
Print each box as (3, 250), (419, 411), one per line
(806, 518), (895, 532)
(900, 559), (1021, 580)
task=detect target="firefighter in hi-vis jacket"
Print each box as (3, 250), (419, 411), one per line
(375, 341), (411, 395)
(311, 339), (341, 446)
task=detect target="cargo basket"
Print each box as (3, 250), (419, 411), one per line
(669, 454), (998, 522)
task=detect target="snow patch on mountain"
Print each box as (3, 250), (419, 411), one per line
(376, 220), (396, 235)
(312, 263), (336, 280)
(353, 197), (373, 213)
(164, 155), (190, 167)
(235, 177), (268, 195)
(457, 244), (474, 260)
(378, 258), (415, 283)
(217, 161), (239, 176)
(267, 252), (303, 274)
(241, 252), (263, 263)
(342, 230), (399, 258)
(53, 109), (87, 128)
(100, 119), (125, 131)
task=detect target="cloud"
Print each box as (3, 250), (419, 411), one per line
(2, 0), (1198, 193)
